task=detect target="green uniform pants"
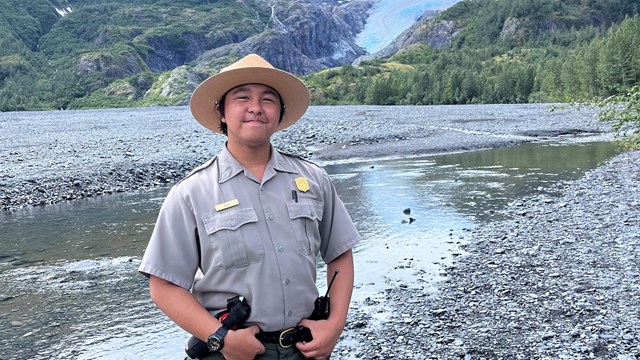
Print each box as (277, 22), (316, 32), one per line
(185, 343), (308, 360)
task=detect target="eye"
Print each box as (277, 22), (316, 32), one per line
(262, 94), (280, 103)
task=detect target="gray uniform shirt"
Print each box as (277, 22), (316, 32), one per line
(139, 146), (361, 331)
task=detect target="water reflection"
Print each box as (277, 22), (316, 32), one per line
(0, 140), (624, 359)
(0, 191), (163, 266)
(431, 141), (623, 220)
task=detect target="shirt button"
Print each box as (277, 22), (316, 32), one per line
(260, 186), (265, 191)
(278, 246), (284, 253)
(287, 311), (293, 317)
(230, 221), (236, 227)
(268, 214), (274, 221)
(284, 279), (291, 285)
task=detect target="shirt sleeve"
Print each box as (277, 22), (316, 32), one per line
(318, 171), (361, 264)
(138, 186), (200, 290)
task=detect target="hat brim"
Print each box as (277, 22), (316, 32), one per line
(190, 67), (310, 134)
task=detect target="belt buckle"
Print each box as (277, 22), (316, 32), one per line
(278, 327), (295, 348)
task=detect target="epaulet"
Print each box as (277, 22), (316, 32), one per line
(277, 150), (321, 168)
(181, 156), (218, 182)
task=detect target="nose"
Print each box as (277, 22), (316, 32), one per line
(247, 98), (263, 114)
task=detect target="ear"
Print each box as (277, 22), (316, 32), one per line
(215, 105), (226, 124)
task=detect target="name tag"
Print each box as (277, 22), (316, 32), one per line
(215, 199), (239, 212)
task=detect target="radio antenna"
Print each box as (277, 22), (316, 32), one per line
(325, 269), (339, 297)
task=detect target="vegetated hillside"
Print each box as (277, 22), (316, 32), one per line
(0, 0), (369, 111)
(305, 0), (639, 106)
(0, 0), (256, 110)
(1, 0), (638, 112)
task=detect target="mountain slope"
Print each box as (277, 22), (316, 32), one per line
(1, 0), (637, 111)
(0, 0), (372, 111)
(304, 0), (640, 105)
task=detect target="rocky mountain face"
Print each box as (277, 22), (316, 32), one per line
(42, 0), (374, 105)
(195, 0), (371, 75)
(147, 0), (373, 104)
(90, 0), (372, 103)
(498, 16), (567, 45)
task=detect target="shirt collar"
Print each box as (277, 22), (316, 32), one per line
(218, 144), (298, 183)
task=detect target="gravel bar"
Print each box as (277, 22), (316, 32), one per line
(1, 104), (605, 213)
(337, 150), (640, 359)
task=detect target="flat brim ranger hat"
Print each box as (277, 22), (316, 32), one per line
(189, 53), (310, 134)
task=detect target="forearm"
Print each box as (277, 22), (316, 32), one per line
(326, 249), (354, 329)
(150, 276), (266, 358)
(149, 275), (220, 341)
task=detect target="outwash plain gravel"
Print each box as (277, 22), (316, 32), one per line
(0, 103), (605, 212)
(2, 103), (639, 359)
(336, 150), (640, 360)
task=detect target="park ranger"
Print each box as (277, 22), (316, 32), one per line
(139, 54), (360, 360)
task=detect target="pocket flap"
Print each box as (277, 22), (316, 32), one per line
(202, 207), (258, 234)
(286, 200), (323, 221)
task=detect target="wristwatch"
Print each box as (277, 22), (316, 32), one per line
(207, 325), (229, 352)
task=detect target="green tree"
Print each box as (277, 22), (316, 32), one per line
(596, 85), (640, 147)
(365, 77), (392, 105)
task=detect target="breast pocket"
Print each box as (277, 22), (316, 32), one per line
(286, 200), (323, 256)
(202, 207), (264, 270)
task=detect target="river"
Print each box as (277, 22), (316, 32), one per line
(0, 109), (622, 359)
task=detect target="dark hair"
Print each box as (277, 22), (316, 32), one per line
(218, 90), (286, 135)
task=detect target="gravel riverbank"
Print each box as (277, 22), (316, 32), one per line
(2, 103), (638, 359)
(1, 103), (604, 212)
(337, 149), (640, 359)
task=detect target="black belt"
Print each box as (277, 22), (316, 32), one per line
(255, 326), (313, 348)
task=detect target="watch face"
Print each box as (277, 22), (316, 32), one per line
(207, 336), (222, 352)
(207, 326), (228, 352)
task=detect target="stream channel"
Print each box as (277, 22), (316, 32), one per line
(0, 138), (623, 359)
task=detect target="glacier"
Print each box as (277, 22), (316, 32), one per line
(355, 0), (462, 54)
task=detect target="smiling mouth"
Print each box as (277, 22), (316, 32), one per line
(244, 118), (266, 124)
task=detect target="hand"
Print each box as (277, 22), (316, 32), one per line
(295, 319), (342, 360)
(220, 325), (265, 360)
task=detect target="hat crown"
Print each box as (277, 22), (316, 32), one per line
(221, 54), (275, 73)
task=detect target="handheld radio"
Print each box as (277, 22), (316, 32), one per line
(309, 269), (339, 320)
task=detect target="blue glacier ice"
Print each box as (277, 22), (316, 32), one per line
(355, 0), (462, 54)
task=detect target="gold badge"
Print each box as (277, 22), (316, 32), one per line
(295, 177), (310, 192)
(215, 199), (239, 212)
